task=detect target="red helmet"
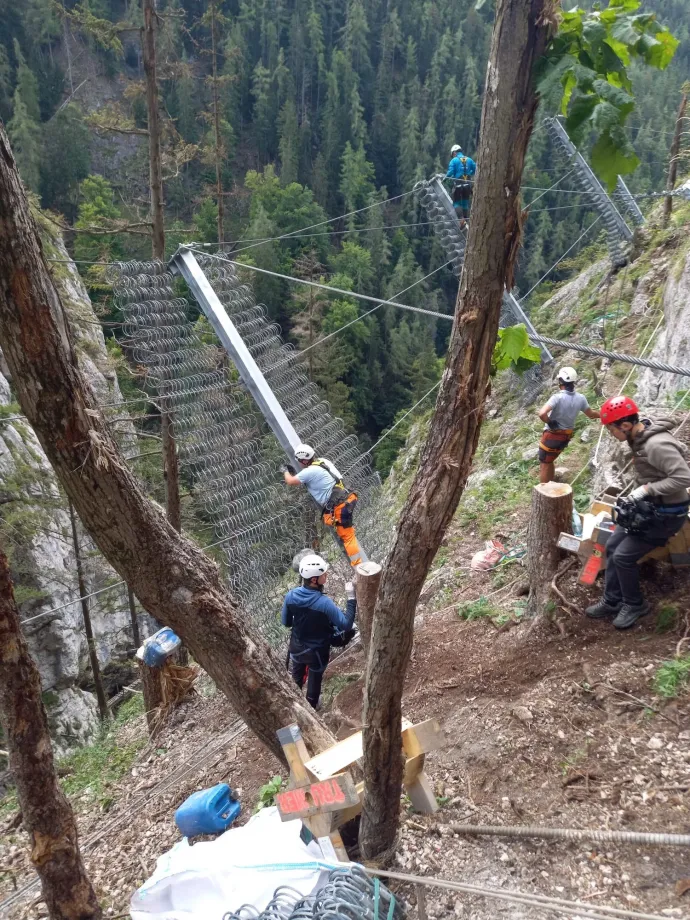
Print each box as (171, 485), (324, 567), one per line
(600, 395), (639, 425)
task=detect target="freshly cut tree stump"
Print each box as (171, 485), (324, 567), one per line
(355, 561), (382, 659)
(527, 482), (573, 617)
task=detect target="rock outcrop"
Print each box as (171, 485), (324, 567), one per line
(0, 221), (141, 756)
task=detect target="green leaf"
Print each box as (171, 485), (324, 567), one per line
(637, 29), (679, 69)
(582, 18), (607, 46)
(610, 16), (641, 46)
(498, 325), (530, 363)
(564, 92), (598, 141)
(592, 78), (634, 111)
(601, 39), (629, 71)
(608, 0), (641, 13)
(591, 127), (640, 189)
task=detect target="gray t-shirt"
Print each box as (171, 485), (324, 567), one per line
(544, 390), (589, 430)
(296, 464), (336, 507)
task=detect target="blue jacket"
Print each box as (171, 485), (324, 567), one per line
(446, 154), (476, 180)
(281, 586), (356, 649)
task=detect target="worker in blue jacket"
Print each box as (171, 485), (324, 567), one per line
(446, 144), (476, 225)
(281, 553), (356, 709)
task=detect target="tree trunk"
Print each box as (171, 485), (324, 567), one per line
(0, 544), (102, 920)
(662, 88), (688, 228)
(355, 561), (381, 659)
(0, 123), (335, 763)
(527, 482), (573, 616)
(211, 1), (225, 244)
(359, 0), (555, 859)
(138, 659), (165, 735)
(68, 500), (110, 722)
(142, 0), (165, 260)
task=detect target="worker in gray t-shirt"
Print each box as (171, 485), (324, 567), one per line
(537, 367), (600, 484)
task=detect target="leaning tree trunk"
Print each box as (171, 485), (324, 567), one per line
(0, 123), (335, 763)
(0, 543), (102, 920)
(527, 482), (573, 616)
(359, 0), (555, 859)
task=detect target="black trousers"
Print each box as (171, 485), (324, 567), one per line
(604, 517), (687, 606)
(289, 640), (330, 708)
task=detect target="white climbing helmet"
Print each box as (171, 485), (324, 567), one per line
(294, 443), (315, 462)
(299, 553), (329, 580)
(558, 367), (578, 384)
(451, 144), (462, 155)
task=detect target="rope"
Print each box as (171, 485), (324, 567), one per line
(363, 868), (675, 920)
(444, 823), (690, 846)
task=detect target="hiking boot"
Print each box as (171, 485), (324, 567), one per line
(585, 598), (622, 619)
(613, 601), (651, 630)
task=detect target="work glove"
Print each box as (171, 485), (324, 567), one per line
(547, 419), (560, 431)
(345, 581), (356, 600)
(280, 463), (296, 475)
(630, 485), (650, 502)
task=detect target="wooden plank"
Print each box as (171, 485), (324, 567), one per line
(276, 774), (360, 821)
(277, 724), (311, 786)
(406, 771), (439, 814)
(403, 753), (425, 786)
(402, 719), (444, 758)
(304, 731), (363, 780)
(590, 501), (614, 517)
(331, 781), (364, 827)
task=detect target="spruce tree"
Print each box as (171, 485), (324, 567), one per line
(7, 95), (41, 192)
(278, 97), (300, 186)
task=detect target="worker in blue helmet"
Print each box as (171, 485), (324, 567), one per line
(446, 144), (476, 226)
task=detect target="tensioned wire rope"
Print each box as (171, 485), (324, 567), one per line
(187, 249), (690, 380)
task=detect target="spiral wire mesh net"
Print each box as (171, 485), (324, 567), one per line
(413, 179), (550, 404)
(222, 866), (405, 920)
(110, 257), (394, 643)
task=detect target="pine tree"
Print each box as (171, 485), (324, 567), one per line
(0, 45), (12, 124)
(331, 241), (374, 290)
(7, 95), (41, 192)
(278, 97), (300, 186)
(251, 63), (275, 160)
(340, 142), (375, 228)
(12, 40), (40, 122)
(41, 104), (91, 217)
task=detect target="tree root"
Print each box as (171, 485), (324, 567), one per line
(550, 558), (579, 616)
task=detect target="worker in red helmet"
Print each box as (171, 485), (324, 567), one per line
(587, 396), (690, 629)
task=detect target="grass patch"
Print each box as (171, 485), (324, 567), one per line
(653, 655), (690, 699)
(58, 695), (147, 811)
(457, 597), (499, 621)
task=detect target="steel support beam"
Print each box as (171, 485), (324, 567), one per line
(614, 176), (645, 227)
(171, 247), (301, 458)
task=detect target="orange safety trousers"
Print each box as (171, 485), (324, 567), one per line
(322, 494), (364, 567)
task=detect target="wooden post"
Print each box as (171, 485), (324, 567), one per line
(68, 501), (110, 722)
(662, 85), (689, 229)
(527, 482), (573, 617)
(355, 561), (382, 659)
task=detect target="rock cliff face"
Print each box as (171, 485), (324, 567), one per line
(0, 222), (140, 756)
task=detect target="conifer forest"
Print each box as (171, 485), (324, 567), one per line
(1, 0), (689, 462)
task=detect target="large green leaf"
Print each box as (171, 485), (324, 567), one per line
(498, 325), (530, 362)
(637, 30), (679, 69)
(610, 16), (640, 46)
(582, 18), (607, 46)
(564, 92), (598, 141)
(591, 127), (640, 189)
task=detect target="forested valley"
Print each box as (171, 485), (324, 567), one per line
(1, 0), (689, 462)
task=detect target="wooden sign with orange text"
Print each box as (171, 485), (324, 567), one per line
(275, 774), (359, 821)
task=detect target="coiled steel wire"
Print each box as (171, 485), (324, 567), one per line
(222, 867), (404, 920)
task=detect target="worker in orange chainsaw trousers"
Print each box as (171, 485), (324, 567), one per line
(281, 444), (364, 567)
(537, 367), (600, 483)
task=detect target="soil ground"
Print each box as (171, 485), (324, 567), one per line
(1, 519), (688, 920)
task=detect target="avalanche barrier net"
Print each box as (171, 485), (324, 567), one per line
(110, 253), (394, 644)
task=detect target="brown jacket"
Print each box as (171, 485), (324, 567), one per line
(630, 417), (690, 505)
